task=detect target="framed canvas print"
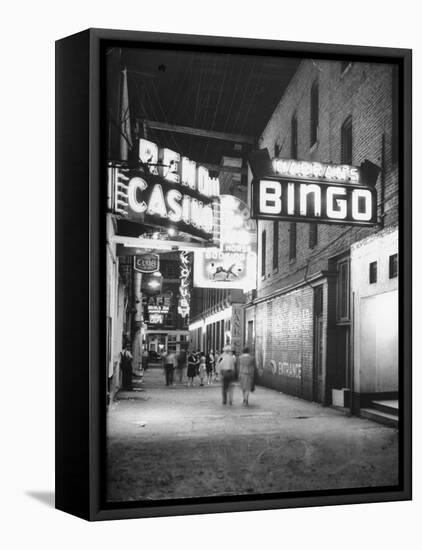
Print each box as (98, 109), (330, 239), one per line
(55, 28), (412, 521)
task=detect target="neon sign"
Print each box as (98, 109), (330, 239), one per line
(272, 159), (361, 184)
(193, 196), (257, 290)
(134, 253), (160, 273)
(139, 138), (220, 197)
(251, 157), (378, 226)
(178, 251), (191, 319)
(110, 167), (220, 242)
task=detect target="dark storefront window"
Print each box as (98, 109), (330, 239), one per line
(273, 222), (279, 270)
(310, 81), (319, 147)
(369, 261), (378, 284)
(337, 258), (350, 321)
(389, 253), (398, 278)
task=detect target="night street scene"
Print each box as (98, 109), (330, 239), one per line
(105, 46), (399, 503)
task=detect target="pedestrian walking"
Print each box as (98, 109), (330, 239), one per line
(176, 349), (187, 383)
(198, 353), (207, 386)
(219, 345), (236, 405)
(163, 348), (177, 386)
(214, 350), (221, 382)
(120, 344), (133, 391)
(187, 351), (198, 386)
(206, 350), (214, 384)
(238, 347), (256, 406)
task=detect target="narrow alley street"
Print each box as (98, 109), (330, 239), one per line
(106, 369), (398, 502)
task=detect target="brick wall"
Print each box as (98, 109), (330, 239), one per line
(253, 60), (398, 403)
(257, 60), (398, 300)
(255, 285), (314, 399)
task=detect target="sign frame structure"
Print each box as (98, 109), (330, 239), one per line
(250, 157), (379, 227)
(56, 27), (411, 522)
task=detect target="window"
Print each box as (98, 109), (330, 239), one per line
(337, 259), (350, 321)
(261, 230), (266, 276)
(273, 222), (279, 270)
(310, 81), (319, 147)
(309, 223), (318, 249)
(392, 65), (399, 163)
(369, 261), (377, 284)
(389, 253), (398, 278)
(274, 142), (281, 157)
(341, 116), (353, 164)
(289, 222), (297, 260)
(314, 285), (323, 316)
(291, 113), (298, 159)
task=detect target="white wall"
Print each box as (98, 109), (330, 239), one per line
(351, 227), (398, 393)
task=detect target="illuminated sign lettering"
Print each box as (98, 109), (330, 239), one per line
(149, 313), (163, 325)
(147, 305), (170, 315)
(110, 167), (219, 242)
(272, 159), (361, 184)
(139, 139), (220, 197)
(109, 138), (222, 242)
(251, 157), (378, 226)
(178, 251), (191, 318)
(134, 253), (160, 274)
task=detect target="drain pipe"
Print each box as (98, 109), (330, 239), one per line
(349, 291), (355, 416)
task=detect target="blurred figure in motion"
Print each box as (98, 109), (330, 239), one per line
(198, 352), (207, 386)
(163, 348), (177, 386)
(206, 350), (214, 385)
(187, 350), (198, 387)
(219, 345), (236, 405)
(238, 347), (255, 406)
(176, 348), (187, 384)
(120, 344), (133, 391)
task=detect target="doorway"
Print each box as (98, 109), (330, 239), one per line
(313, 285), (324, 402)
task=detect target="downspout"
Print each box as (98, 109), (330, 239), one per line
(349, 291), (355, 416)
(379, 134), (386, 228)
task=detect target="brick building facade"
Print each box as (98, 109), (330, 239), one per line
(247, 59), (399, 410)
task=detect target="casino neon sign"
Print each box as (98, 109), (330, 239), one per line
(109, 138), (221, 243)
(251, 157), (378, 226)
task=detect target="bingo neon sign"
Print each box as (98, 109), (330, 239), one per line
(251, 157), (378, 226)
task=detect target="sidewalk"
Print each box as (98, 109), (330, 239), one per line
(106, 369), (398, 502)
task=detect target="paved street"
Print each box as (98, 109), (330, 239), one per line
(106, 369), (398, 502)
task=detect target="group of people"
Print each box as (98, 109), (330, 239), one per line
(218, 346), (255, 406)
(164, 346), (256, 407)
(186, 350), (216, 386)
(121, 344), (256, 406)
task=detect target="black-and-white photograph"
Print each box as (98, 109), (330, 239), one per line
(105, 46), (401, 503)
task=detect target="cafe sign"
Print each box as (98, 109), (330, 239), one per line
(134, 253), (160, 273)
(250, 154), (379, 227)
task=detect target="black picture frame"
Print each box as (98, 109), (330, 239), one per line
(55, 28), (412, 521)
